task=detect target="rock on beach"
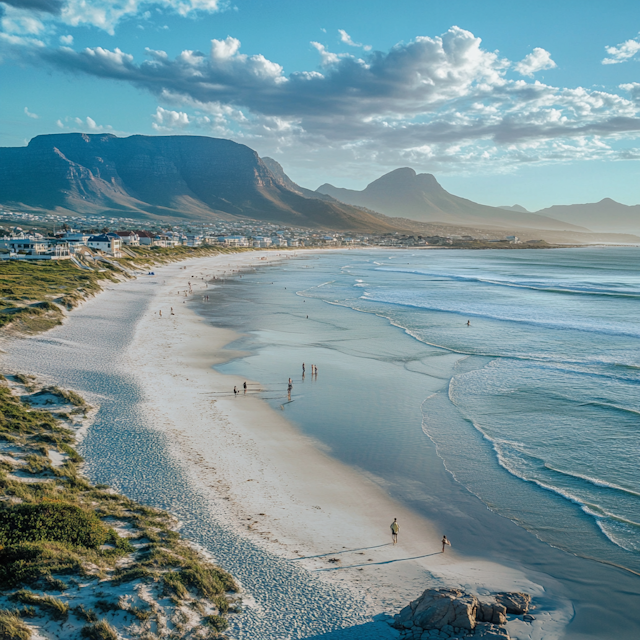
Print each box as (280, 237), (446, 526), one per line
(392, 588), (532, 640)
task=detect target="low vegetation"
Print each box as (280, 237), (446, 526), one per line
(0, 376), (239, 638)
(0, 244), (242, 335)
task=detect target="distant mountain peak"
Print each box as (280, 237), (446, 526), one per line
(499, 204), (529, 213)
(317, 168), (587, 231)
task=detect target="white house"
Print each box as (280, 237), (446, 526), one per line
(87, 234), (122, 257)
(115, 231), (140, 246)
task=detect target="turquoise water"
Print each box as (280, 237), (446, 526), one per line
(215, 247), (640, 573)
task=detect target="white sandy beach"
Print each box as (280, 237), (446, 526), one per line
(118, 252), (570, 638)
(1, 250), (572, 639)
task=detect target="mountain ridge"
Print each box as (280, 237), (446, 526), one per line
(317, 168), (588, 231)
(0, 134), (399, 232)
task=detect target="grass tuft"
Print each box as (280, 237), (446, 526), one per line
(0, 610), (32, 640)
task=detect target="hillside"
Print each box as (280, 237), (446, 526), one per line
(534, 198), (640, 234)
(0, 134), (398, 232)
(317, 168), (587, 231)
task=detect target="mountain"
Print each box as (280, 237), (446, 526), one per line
(499, 204), (529, 213)
(0, 134), (398, 232)
(533, 198), (640, 234)
(261, 157), (339, 203)
(317, 168), (587, 231)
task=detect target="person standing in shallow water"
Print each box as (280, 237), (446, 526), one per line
(390, 518), (399, 544)
(442, 535), (451, 552)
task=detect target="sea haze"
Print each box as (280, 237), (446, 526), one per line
(213, 247), (640, 573)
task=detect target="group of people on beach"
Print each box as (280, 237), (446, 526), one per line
(390, 518), (451, 553)
(302, 362), (318, 377)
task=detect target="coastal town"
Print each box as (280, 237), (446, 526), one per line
(0, 207), (526, 261)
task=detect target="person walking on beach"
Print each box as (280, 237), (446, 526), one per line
(391, 518), (399, 544)
(233, 386), (238, 395)
(442, 535), (451, 552)
(302, 363), (306, 375)
(243, 381), (247, 393)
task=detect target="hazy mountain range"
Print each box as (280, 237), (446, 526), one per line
(0, 133), (638, 237)
(317, 168), (587, 231)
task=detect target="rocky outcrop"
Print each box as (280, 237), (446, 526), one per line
(494, 593), (531, 615)
(392, 588), (533, 640)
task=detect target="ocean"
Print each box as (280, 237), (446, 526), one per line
(214, 247), (640, 574)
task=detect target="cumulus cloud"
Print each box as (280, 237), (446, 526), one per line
(55, 115), (115, 132)
(0, 0), (223, 35)
(151, 106), (190, 130)
(603, 33), (640, 64)
(514, 48), (556, 76)
(59, 34), (72, 44)
(7, 24), (640, 172)
(338, 29), (371, 51)
(24, 106), (39, 118)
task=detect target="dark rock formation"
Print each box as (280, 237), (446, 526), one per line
(0, 134), (397, 231)
(392, 588), (533, 639)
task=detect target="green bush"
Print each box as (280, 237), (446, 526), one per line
(203, 614), (228, 632)
(0, 501), (110, 548)
(0, 541), (84, 589)
(0, 610), (32, 640)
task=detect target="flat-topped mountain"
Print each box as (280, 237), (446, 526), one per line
(0, 134), (397, 231)
(534, 198), (640, 234)
(317, 168), (586, 231)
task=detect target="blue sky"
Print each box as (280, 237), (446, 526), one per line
(1, 0), (639, 210)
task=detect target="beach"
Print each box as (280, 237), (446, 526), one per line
(3, 249), (639, 638)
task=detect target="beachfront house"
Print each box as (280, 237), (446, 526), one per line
(0, 237), (71, 260)
(135, 231), (155, 246)
(87, 233), (122, 257)
(252, 236), (272, 248)
(116, 231), (140, 246)
(217, 236), (250, 247)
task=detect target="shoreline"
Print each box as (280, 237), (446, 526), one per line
(109, 253), (572, 636)
(1, 250), (573, 638)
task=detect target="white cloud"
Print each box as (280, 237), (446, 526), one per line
(1, 0), (223, 37)
(603, 34), (640, 64)
(151, 106), (190, 130)
(24, 106), (39, 119)
(55, 115), (114, 132)
(514, 48), (556, 77)
(338, 29), (371, 51)
(59, 34), (73, 44)
(8, 25), (640, 172)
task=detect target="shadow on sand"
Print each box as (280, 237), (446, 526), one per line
(290, 544), (391, 561)
(301, 614), (399, 639)
(315, 552), (441, 571)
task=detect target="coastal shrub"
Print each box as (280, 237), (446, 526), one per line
(0, 542), (85, 589)
(111, 566), (152, 585)
(162, 571), (188, 599)
(178, 564), (237, 598)
(0, 502), (110, 548)
(80, 620), (118, 640)
(11, 590), (69, 620)
(0, 610), (32, 640)
(39, 386), (86, 407)
(203, 614), (229, 632)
